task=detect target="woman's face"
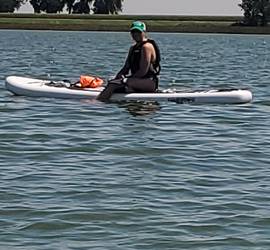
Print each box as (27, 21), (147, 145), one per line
(130, 30), (144, 42)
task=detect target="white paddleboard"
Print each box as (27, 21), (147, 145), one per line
(5, 76), (252, 104)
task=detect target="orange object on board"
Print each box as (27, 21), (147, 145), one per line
(79, 75), (104, 88)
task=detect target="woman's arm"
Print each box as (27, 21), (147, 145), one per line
(115, 46), (133, 79)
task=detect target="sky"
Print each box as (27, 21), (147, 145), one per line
(18, 0), (243, 16)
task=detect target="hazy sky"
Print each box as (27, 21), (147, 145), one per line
(124, 0), (242, 15)
(19, 0), (243, 16)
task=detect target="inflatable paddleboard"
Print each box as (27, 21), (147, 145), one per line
(5, 76), (252, 104)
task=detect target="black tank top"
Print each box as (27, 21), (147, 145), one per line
(129, 39), (161, 78)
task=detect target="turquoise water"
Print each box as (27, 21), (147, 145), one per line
(1, 30), (270, 249)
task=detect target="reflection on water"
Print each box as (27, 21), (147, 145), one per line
(118, 101), (161, 116)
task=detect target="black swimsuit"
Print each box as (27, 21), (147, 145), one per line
(128, 39), (161, 89)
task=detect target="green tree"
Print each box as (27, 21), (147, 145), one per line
(239, 0), (270, 26)
(93, 0), (123, 14)
(65, 0), (75, 14)
(29, 0), (41, 13)
(72, 0), (91, 14)
(29, 0), (124, 14)
(30, 0), (65, 13)
(0, 0), (26, 12)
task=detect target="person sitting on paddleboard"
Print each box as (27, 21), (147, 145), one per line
(97, 21), (161, 102)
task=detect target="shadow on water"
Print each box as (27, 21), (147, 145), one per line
(117, 101), (161, 117)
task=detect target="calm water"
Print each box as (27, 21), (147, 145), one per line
(1, 30), (270, 249)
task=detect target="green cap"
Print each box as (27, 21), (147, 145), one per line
(130, 21), (146, 33)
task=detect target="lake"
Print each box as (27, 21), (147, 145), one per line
(0, 30), (270, 249)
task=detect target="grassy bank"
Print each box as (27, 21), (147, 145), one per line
(1, 13), (270, 34)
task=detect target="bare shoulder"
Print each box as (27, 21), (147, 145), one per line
(142, 42), (155, 52)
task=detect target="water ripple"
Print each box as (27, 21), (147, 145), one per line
(1, 30), (270, 249)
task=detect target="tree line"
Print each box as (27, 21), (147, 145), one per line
(239, 0), (270, 26)
(1, 0), (270, 26)
(0, 0), (123, 14)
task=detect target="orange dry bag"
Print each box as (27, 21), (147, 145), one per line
(79, 75), (104, 88)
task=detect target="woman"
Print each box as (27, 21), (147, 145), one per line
(97, 21), (161, 102)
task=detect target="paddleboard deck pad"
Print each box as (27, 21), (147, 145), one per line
(5, 76), (252, 104)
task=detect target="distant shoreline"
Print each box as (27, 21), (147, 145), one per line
(1, 14), (270, 34)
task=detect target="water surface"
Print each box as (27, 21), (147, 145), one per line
(0, 30), (270, 249)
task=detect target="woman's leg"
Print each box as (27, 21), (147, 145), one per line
(97, 78), (157, 102)
(96, 79), (125, 102)
(126, 78), (156, 93)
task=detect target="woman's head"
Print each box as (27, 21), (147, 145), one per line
(130, 21), (147, 42)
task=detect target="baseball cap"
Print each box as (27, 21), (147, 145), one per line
(130, 21), (146, 32)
